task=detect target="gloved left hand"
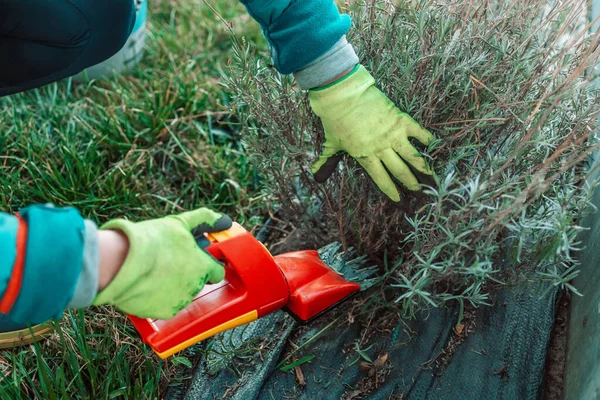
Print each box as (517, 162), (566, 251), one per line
(93, 208), (232, 320)
(309, 64), (435, 202)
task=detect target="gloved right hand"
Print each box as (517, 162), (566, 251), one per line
(93, 208), (232, 320)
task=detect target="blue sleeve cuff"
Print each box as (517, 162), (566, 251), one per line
(9, 205), (85, 325)
(241, 0), (352, 74)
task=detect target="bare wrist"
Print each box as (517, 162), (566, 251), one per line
(97, 230), (130, 292)
(319, 68), (354, 87)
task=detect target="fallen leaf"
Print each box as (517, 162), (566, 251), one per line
(454, 324), (465, 336)
(157, 127), (169, 140)
(294, 365), (306, 387)
(373, 353), (388, 369)
(344, 389), (362, 400)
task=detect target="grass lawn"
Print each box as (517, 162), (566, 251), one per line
(0, 0), (266, 398)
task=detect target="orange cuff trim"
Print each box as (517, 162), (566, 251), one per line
(0, 214), (28, 313)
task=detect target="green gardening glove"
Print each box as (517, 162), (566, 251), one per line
(309, 65), (435, 202)
(93, 208), (232, 320)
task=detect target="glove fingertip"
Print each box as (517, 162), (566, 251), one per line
(208, 264), (226, 284)
(374, 173), (402, 202)
(411, 167), (438, 189)
(312, 154), (344, 183)
(419, 129), (435, 146)
(386, 189), (401, 203)
(192, 213), (233, 236)
(212, 214), (233, 233)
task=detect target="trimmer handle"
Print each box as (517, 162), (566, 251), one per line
(127, 221), (356, 359)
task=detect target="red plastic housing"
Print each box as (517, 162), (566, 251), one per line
(127, 223), (360, 358)
(275, 251), (360, 321)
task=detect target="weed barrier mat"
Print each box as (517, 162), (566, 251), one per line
(166, 267), (559, 399)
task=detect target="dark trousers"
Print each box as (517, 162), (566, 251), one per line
(0, 0), (135, 97)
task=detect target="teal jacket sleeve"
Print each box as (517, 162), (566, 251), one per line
(0, 205), (86, 327)
(240, 0), (352, 74)
(0, 215), (18, 303)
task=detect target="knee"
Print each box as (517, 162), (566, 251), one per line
(84, 0), (135, 62)
(92, 0), (136, 61)
(29, 2), (93, 50)
(0, 0), (136, 94)
(0, 1), (94, 88)
(41, 0), (136, 65)
(70, 0), (136, 66)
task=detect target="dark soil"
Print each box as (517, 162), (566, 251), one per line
(259, 217), (571, 400)
(543, 291), (569, 400)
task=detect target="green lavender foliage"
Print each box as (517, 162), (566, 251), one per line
(224, 0), (600, 315)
